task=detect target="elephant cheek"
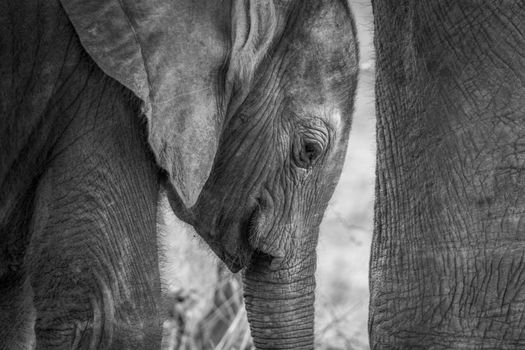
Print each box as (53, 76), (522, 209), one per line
(242, 249), (316, 350)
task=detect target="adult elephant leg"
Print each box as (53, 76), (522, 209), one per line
(371, 1), (525, 348)
(27, 73), (162, 348)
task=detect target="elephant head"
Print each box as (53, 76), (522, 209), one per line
(61, 0), (358, 348)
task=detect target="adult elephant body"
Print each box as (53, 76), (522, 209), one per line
(0, 0), (358, 349)
(371, 1), (525, 348)
(0, 1), (162, 348)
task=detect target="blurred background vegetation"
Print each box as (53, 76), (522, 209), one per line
(159, 1), (375, 349)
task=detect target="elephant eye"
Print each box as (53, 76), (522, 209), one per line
(294, 139), (324, 169)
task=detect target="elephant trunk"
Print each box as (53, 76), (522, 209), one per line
(243, 246), (316, 350)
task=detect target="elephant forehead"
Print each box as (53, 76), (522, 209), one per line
(284, 60), (354, 119)
(281, 6), (358, 108)
(313, 105), (342, 131)
(287, 100), (343, 131)
(306, 0), (353, 42)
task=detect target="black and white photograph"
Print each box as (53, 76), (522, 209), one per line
(1, 1), (523, 349)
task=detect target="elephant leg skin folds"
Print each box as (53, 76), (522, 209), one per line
(27, 83), (162, 349)
(22, 25), (162, 348)
(0, 0), (163, 347)
(371, 1), (525, 348)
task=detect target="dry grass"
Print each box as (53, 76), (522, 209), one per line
(162, 268), (254, 350)
(162, 263), (369, 350)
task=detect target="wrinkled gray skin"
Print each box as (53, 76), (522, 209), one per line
(171, 1), (359, 348)
(1, 0), (358, 349)
(370, 1), (525, 349)
(1, 1), (161, 348)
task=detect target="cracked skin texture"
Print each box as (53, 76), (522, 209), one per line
(370, 1), (525, 349)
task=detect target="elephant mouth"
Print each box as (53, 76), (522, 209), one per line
(211, 202), (270, 273)
(217, 197), (289, 273)
(165, 180), (272, 272)
(187, 202), (261, 273)
(220, 205), (259, 272)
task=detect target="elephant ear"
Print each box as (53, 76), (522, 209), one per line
(226, 0), (277, 115)
(60, 0), (276, 207)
